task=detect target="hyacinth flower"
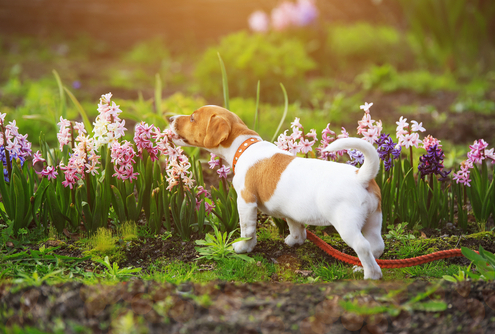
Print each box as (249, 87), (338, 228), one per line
(0, 114), (33, 181)
(207, 152), (232, 181)
(375, 134), (401, 172)
(452, 139), (495, 230)
(156, 129), (195, 191)
(110, 140), (138, 182)
(208, 153), (221, 169)
(395, 116), (426, 165)
(134, 122), (159, 162)
(57, 116), (72, 151)
(453, 139), (495, 187)
(248, 10), (269, 33)
(195, 185), (215, 215)
(316, 123), (336, 160)
(256, 0), (318, 32)
(92, 93), (126, 150)
(357, 102), (382, 145)
(347, 149), (364, 167)
(32, 150), (58, 180)
(216, 165), (231, 179)
(0, 114), (42, 233)
(274, 117), (318, 158)
(418, 144), (451, 181)
(58, 119), (100, 189)
(453, 160), (473, 187)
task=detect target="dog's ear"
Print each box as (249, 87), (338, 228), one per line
(204, 114), (231, 148)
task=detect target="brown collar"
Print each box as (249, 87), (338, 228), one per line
(232, 138), (262, 174)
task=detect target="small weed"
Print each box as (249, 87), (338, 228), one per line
(13, 269), (63, 287)
(94, 255), (141, 281)
(462, 245), (495, 280)
(117, 221), (138, 242)
(443, 266), (469, 283)
(0, 219), (14, 249)
(195, 225), (254, 263)
(341, 281), (447, 317)
(86, 227), (117, 255)
(257, 222), (283, 242)
(385, 223), (415, 241)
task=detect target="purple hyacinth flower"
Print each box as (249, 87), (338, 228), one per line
(418, 144), (451, 181)
(375, 133), (401, 172)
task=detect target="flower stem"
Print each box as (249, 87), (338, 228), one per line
(409, 146), (413, 170)
(1, 121), (12, 180)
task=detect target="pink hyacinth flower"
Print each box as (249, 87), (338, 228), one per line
(41, 166), (58, 180)
(217, 165), (230, 179)
(248, 10), (269, 33)
(208, 153), (221, 169)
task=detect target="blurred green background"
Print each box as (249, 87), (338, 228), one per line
(1, 0), (494, 165)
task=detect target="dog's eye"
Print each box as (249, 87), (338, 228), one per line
(190, 114), (194, 122)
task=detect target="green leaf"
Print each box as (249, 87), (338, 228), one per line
(12, 174), (30, 231)
(32, 177), (49, 226)
(442, 275), (458, 283)
(271, 83), (289, 142)
(52, 69), (67, 119)
(46, 183), (70, 233)
(0, 163), (12, 217)
(64, 86), (93, 133)
(126, 193), (138, 222)
(481, 247), (495, 268)
(111, 185), (127, 224)
(218, 53), (230, 110)
(254, 80), (261, 131)
(411, 301), (447, 312)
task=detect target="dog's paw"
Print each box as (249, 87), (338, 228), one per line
(284, 231), (306, 247)
(352, 266), (363, 273)
(232, 238), (256, 253)
(363, 265), (383, 280)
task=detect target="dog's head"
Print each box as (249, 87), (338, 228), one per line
(168, 105), (258, 149)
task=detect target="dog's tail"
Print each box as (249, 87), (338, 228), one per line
(322, 137), (380, 185)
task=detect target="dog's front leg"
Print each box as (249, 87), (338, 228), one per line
(232, 199), (258, 253)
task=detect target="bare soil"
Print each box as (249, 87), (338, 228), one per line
(1, 279), (494, 333)
(2, 227), (495, 333)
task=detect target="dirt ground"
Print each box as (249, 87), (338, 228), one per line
(2, 226), (495, 333)
(1, 279), (494, 333)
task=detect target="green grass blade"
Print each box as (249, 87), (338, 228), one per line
(217, 52), (230, 110)
(52, 70), (67, 120)
(64, 87), (93, 133)
(271, 83), (289, 143)
(254, 80), (260, 131)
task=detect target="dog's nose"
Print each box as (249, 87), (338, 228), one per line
(167, 116), (176, 123)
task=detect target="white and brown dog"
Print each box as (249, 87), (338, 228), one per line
(169, 105), (384, 279)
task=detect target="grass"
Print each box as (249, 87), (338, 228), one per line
(0, 219), (477, 289)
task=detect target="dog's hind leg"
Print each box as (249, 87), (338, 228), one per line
(232, 199), (258, 253)
(332, 211), (382, 280)
(362, 211), (384, 259)
(284, 218), (306, 247)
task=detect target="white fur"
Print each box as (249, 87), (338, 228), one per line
(170, 115), (384, 280)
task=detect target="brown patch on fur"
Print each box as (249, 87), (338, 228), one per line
(367, 179), (382, 212)
(241, 154), (295, 204)
(355, 169), (359, 174)
(222, 123), (259, 148)
(174, 106), (258, 148)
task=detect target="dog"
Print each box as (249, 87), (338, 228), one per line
(169, 105), (384, 279)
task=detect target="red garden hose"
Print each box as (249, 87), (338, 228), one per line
(306, 229), (468, 268)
